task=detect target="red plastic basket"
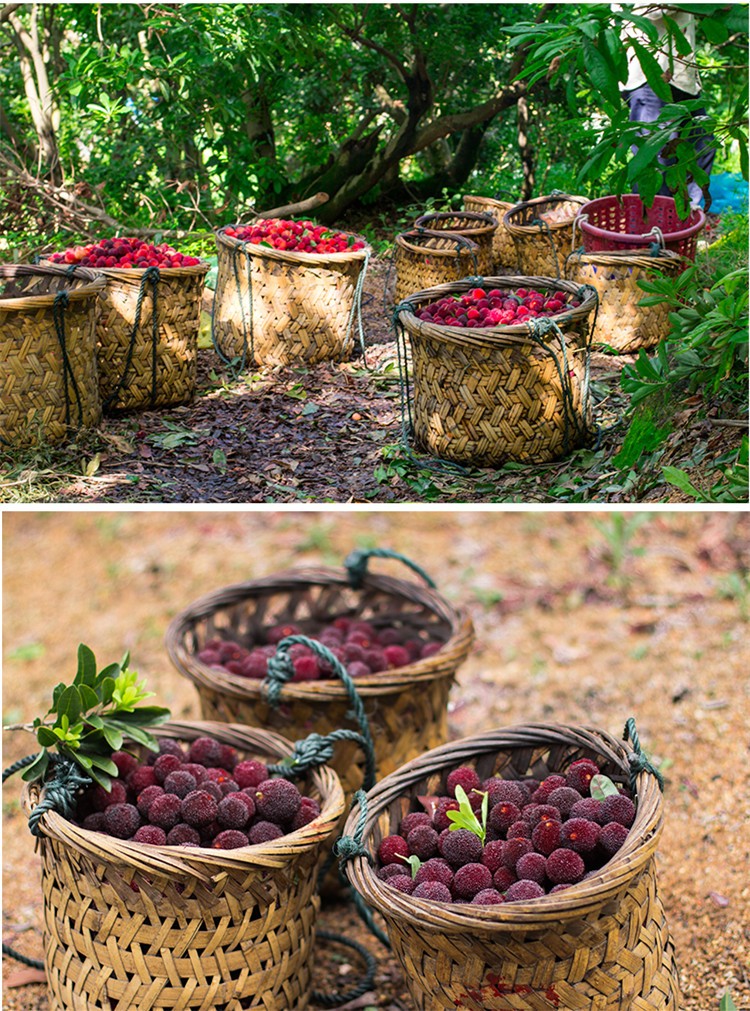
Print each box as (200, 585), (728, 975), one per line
(575, 194), (705, 261)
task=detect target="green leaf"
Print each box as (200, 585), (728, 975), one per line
(629, 39), (672, 101)
(36, 726), (59, 748)
(56, 686), (83, 726)
(700, 17), (729, 45)
(110, 706), (171, 727)
(582, 38), (621, 107)
(49, 682), (67, 714)
(20, 750), (49, 782)
(102, 725), (124, 751)
(75, 643), (97, 687)
(662, 466), (703, 499)
(446, 785), (486, 842)
(78, 684), (99, 711)
(590, 774), (620, 801)
(396, 853), (423, 879)
(719, 992), (738, 1011)
(98, 677), (116, 706)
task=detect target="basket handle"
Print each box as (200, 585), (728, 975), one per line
(345, 548), (436, 589)
(264, 635), (377, 791)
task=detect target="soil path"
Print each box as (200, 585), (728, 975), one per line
(3, 511), (749, 1009)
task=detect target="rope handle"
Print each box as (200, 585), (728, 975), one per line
(264, 635), (377, 789)
(623, 717), (665, 797)
(345, 547), (436, 589)
(268, 728), (375, 793)
(103, 265), (161, 410)
(334, 789), (391, 948)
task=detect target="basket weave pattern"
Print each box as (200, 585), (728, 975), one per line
(213, 228), (369, 366)
(95, 264), (209, 411)
(463, 196), (517, 270)
(25, 720), (344, 1011)
(166, 567), (475, 804)
(413, 212), (497, 278)
(0, 265), (105, 446)
(398, 276), (597, 467)
(504, 195), (589, 277)
(566, 250), (683, 353)
(344, 724), (680, 1011)
(393, 231), (481, 303)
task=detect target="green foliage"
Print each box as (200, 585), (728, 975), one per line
(663, 436), (748, 503)
(622, 266), (749, 402)
(590, 775), (620, 801)
(593, 513), (650, 591)
(446, 785), (488, 843)
(719, 992), (738, 1011)
(17, 644), (170, 790)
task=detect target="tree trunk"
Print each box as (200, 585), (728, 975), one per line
(518, 95), (535, 200)
(7, 4), (62, 184)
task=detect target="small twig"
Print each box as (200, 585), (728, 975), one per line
(708, 419), (748, 428)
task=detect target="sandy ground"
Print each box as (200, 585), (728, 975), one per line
(2, 510), (749, 1010)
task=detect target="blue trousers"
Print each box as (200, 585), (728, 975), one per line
(623, 83), (716, 208)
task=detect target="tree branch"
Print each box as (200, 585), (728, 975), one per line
(0, 3), (22, 23)
(337, 21), (409, 82)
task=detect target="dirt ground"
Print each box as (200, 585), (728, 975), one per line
(2, 510), (749, 1010)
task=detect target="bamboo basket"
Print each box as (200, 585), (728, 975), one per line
(565, 249), (685, 353)
(22, 719), (345, 1011)
(393, 230), (481, 304)
(504, 194), (589, 278)
(165, 555), (475, 807)
(396, 276), (598, 467)
(0, 264), (105, 447)
(343, 722), (680, 1011)
(462, 195), (517, 271)
(413, 211), (497, 278)
(212, 226), (371, 367)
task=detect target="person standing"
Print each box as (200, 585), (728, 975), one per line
(617, 4), (716, 208)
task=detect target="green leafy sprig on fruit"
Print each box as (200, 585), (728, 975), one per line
(446, 785), (489, 843)
(16, 644), (170, 790)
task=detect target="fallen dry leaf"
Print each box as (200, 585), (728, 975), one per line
(5, 968), (47, 987)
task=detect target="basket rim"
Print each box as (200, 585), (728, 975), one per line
(463, 194), (516, 212)
(396, 274), (598, 345)
(343, 721), (664, 930)
(21, 719), (346, 880)
(566, 247), (686, 269)
(503, 194), (589, 235)
(216, 225), (372, 265)
(414, 210), (498, 237)
(576, 194), (706, 242)
(0, 264), (107, 309)
(165, 565), (475, 701)
(395, 229), (481, 256)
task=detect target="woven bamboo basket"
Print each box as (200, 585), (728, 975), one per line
(0, 264), (105, 447)
(212, 226), (371, 367)
(343, 722), (680, 1011)
(566, 249), (685, 353)
(462, 195), (517, 270)
(22, 719), (345, 1011)
(165, 555), (475, 808)
(413, 211), (497, 278)
(504, 194), (589, 278)
(393, 230), (481, 304)
(396, 275), (598, 467)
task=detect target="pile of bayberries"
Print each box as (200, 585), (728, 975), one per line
(75, 735), (319, 849)
(415, 286), (582, 328)
(223, 219), (366, 254)
(376, 758), (636, 904)
(198, 618), (443, 682)
(47, 238), (203, 269)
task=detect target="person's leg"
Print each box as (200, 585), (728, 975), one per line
(671, 86), (717, 207)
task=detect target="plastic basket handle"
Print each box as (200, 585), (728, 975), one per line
(344, 548), (436, 589)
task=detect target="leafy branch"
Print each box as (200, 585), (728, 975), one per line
(446, 785), (489, 843)
(8, 643), (170, 790)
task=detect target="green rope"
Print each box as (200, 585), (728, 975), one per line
(530, 215), (560, 279)
(211, 236), (253, 375)
(343, 249), (371, 367)
(311, 930), (378, 1007)
(51, 290), (84, 430)
(334, 790), (391, 949)
(623, 717), (665, 796)
(2, 753), (91, 972)
(267, 729), (375, 794)
(344, 547), (436, 590)
(264, 636), (377, 785)
(103, 266), (160, 411)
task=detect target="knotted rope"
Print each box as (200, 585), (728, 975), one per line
(623, 717), (665, 797)
(2, 752), (92, 971)
(335, 789), (391, 948)
(268, 729), (375, 794)
(344, 547), (436, 589)
(103, 265), (161, 410)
